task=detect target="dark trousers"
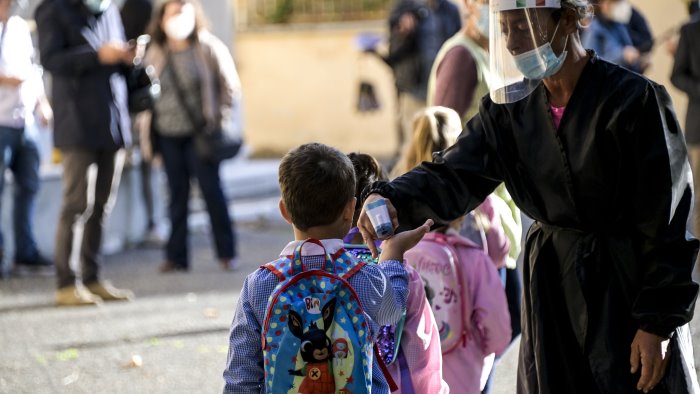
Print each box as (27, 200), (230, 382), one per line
(0, 126), (41, 261)
(159, 135), (235, 268)
(55, 149), (124, 289)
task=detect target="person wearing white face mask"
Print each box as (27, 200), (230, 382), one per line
(135, 0), (240, 274)
(358, 0), (700, 393)
(581, 0), (643, 71)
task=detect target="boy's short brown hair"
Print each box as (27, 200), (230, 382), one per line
(279, 143), (356, 231)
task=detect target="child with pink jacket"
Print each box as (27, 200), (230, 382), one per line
(406, 227), (512, 394)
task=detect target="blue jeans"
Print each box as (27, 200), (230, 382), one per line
(0, 126), (41, 262)
(158, 135), (235, 268)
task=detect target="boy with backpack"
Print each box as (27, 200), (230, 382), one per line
(223, 143), (432, 394)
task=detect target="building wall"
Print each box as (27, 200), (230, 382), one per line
(235, 22), (398, 158)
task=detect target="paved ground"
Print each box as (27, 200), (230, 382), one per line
(1, 208), (699, 393)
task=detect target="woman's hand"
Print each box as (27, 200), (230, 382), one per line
(379, 219), (433, 262)
(358, 193), (399, 258)
(630, 329), (671, 393)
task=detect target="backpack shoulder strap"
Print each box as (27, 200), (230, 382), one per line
(261, 256), (292, 282)
(336, 250), (366, 281)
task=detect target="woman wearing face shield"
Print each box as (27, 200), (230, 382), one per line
(358, 0), (700, 393)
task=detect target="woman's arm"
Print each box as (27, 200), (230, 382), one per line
(365, 111), (503, 232)
(629, 83), (699, 338)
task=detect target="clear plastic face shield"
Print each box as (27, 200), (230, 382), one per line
(488, 0), (568, 104)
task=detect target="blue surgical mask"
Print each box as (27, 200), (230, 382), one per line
(83, 0), (110, 14)
(476, 4), (490, 39)
(513, 20), (568, 80)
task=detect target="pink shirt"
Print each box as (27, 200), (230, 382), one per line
(550, 104), (566, 130)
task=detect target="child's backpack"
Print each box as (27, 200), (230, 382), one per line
(344, 243), (406, 366)
(261, 239), (373, 394)
(404, 232), (471, 354)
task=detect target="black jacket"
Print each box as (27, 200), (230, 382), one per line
(385, 0), (460, 100)
(672, 17), (700, 145)
(35, 0), (131, 150)
(120, 0), (152, 41)
(371, 54), (698, 393)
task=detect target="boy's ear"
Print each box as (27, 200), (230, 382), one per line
(279, 199), (293, 225)
(343, 198), (357, 222)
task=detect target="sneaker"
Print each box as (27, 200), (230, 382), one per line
(56, 285), (103, 307)
(220, 258), (239, 272)
(85, 281), (133, 301)
(159, 261), (188, 273)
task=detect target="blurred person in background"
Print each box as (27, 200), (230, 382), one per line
(372, 0), (461, 159)
(582, 0), (647, 72)
(672, 13), (700, 276)
(0, 0), (54, 277)
(625, 4), (653, 74)
(137, 0), (239, 273)
(36, 0), (135, 306)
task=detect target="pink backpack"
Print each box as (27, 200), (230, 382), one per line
(404, 232), (474, 354)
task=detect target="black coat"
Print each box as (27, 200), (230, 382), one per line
(370, 54), (699, 393)
(385, 0), (461, 100)
(120, 0), (153, 41)
(35, 0), (131, 150)
(672, 17), (700, 145)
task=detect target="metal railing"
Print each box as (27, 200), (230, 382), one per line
(235, 0), (392, 27)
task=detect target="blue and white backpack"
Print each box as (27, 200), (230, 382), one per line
(261, 239), (374, 394)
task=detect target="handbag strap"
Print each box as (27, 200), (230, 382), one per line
(165, 50), (206, 132)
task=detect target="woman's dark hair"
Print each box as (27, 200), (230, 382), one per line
(148, 0), (209, 46)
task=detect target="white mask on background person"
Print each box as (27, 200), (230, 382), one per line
(609, 1), (632, 24)
(164, 3), (196, 41)
(476, 4), (490, 38)
(83, 0), (111, 14)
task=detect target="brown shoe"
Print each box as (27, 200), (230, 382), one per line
(56, 285), (103, 307)
(159, 261), (188, 273)
(85, 281), (134, 302)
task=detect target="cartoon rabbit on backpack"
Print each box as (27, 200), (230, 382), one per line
(287, 298), (338, 394)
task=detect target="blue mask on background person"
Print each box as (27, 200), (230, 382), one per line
(83, 0), (110, 14)
(513, 20), (568, 80)
(476, 4), (490, 39)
